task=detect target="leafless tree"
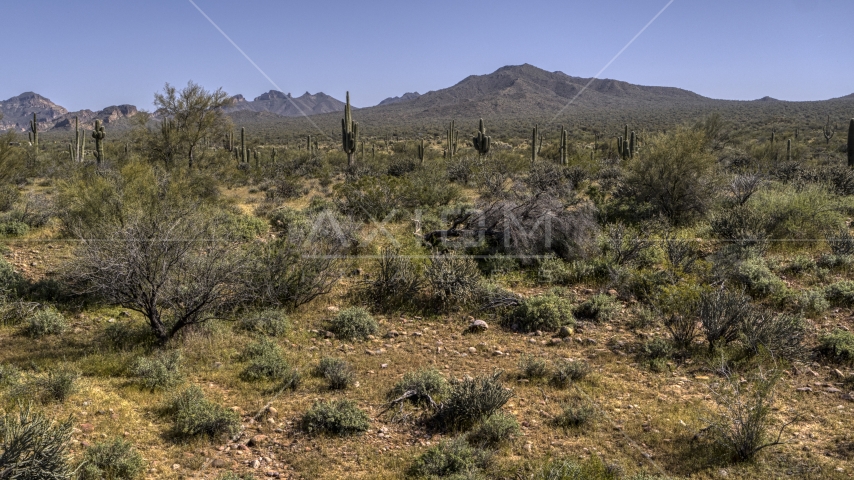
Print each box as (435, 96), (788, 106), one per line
(69, 208), (247, 342)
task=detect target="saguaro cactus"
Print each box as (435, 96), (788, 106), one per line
(531, 125), (543, 164)
(787, 139), (791, 162)
(472, 118), (491, 157)
(241, 127), (247, 163)
(559, 127), (568, 165)
(848, 119), (854, 168)
(824, 116), (835, 145)
(28, 113), (38, 147)
(92, 120), (106, 164)
(417, 139), (426, 164)
(445, 120), (459, 159)
(341, 92), (358, 167)
(271, 147), (277, 165)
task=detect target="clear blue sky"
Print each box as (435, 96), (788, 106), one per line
(7, 0), (853, 111)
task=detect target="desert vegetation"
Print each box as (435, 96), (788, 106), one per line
(0, 80), (853, 479)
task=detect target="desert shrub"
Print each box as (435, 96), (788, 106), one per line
(621, 127), (718, 224)
(518, 355), (549, 380)
(751, 183), (845, 247)
(131, 350), (183, 391)
(100, 320), (155, 351)
(408, 437), (492, 478)
(252, 210), (356, 310)
(31, 368), (78, 404)
(0, 404), (74, 479)
(0, 184), (20, 212)
(0, 257), (21, 296)
(78, 438), (145, 480)
(527, 457), (652, 480)
(447, 156), (480, 185)
(780, 255), (816, 276)
(22, 307), (67, 338)
(239, 338), (296, 384)
(403, 168), (462, 208)
(301, 399), (370, 436)
(480, 254), (520, 276)
(551, 360), (591, 388)
(642, 337), (673, 372)
(327, 307), (378, 341)
(216, 210), (267, 240)
(387, 157), (418, 177)
(697, 288), (752, 354)
(236, 309), (289, 337)
(466, 412), (519, 448)
(333, 175), (405, 221)
(426, 254), (482, 308)
(817, 329), (854, 363)
(0, 363), (21, 388)
(314, 357), (355, 390)
(601, 222), (653, 267)
(730, 258), (788, 299)
(795, 288), (829, 317)
(216, 473), (256, 480)
(0, 221), (29, 237)
(362, 247), (422, 310)
(664, 314), (698, 351)
(827, 226), (854, 256)
(709, 204), (771, 257)
(573, 294), (619, 323)
(266, 207), (309, 236)
(707, 369), (792, 462)
(388, 369), (448, 406)
(740, 311), (806, 360)
(824, 281), (854, 307)
(507, 294), (575, 333)
(431, 372), (513, 432)
(554, 399), (595, 429)
(526, 162), (572, 196)
(164, 386), (240, 439)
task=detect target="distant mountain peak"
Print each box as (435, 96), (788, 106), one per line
(224, 91), (344, 117)
(378, 92), (421, 106)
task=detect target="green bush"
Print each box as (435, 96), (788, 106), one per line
(78, 438), (145, 480)
(508, 294), (575, 333)
(466, 412), (519, 448)
(817, 329), (854, 363)
(573, 294), (619, 323)
(362, 247), (422, 310)
(239, 338), (297, 384)
(314, 357), (355, 390)
(431, 372), (513, 432)
(328, 307), (378, 341)
(796, 289), (829, 317)
(164, 386), (240, 439)
(730, 258), (788, 299)
(740, 311), (806, 360)
(426, 254), (482, 308)
(0, 221), (29, 237)
(824, 281), (854, 307)
(551, 360), (591, 388)
(388, 369), (448, 406)
(301, 399), (370, 436)
(0, 256), (21, 296)
(554, 399), (595, 429)
(0, 404), (74, 479)
(641, 337), (673, 372)
(237, 309), (289, 337)
(408, 437), (492, 479)
(22, 307), (67, 338)
(517, 355), (549, 381)
(217, 211), (267, 240)
(216, 473), (256, 480)
(101, 320), (155, 350)
(131, 350), (183, 391)
(0, 362), (21, 387)
(266, 207), (308, 237)
(32, 367), (78, 404)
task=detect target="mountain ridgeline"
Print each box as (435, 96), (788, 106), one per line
(3, 64), (854, 137)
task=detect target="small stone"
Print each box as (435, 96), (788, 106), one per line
(524, 441), (533, 453)
(80, 423), (94, 433)
(796, 387), (813, 392)
(550, 338), (563, 346)
(381, 363), (388, 369)
(212, 458), (230, 468)
(467, 320), (489, 333)
(826, 387), (843, 393)
(266, 406), (278, 416)
(493, 350), (504, 356)
(468, 347), (477, 354)
(172, 464), (181, 470)
(385, 331), (400, 338)
(325, 331), (335, 339)
(607, 289), (618, 296)
(252, 459), (261, 469)
(557, 326), (573, 338)
(327, 306), (340, 313)
(584, 338), (597, 345)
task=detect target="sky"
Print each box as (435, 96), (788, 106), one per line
(5, 0), (853, 111)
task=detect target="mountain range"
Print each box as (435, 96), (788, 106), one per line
(2, 64), (853, 134)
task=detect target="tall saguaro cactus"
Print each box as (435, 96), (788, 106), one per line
(824, 116), (835, 145)
(445, 120), (459, 159)
(240, 127), (247, 163)
(28, 113), (38, 147)
(341, 92), (358, 167)
(417, 139), (426, 164)
(787, 139), (792, 162)
(91, 120), (106, 164)
(559, 127), (568, 165)
(531, 124), (543, 164)
(848, 119), (854, 168)
(472, 118), (491, 157)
